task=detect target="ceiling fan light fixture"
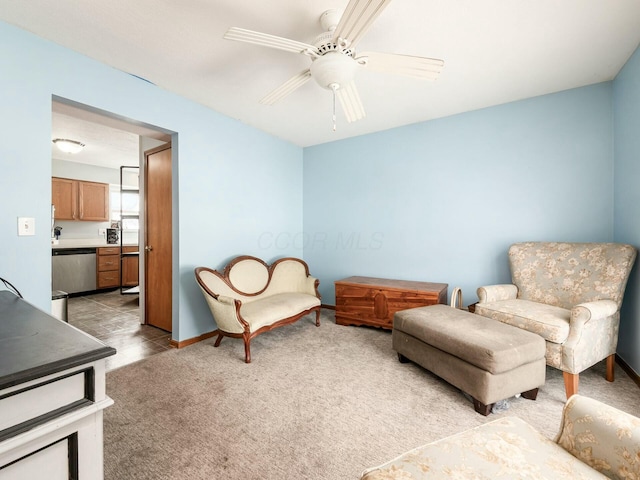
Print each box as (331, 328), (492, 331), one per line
(53, 138), (85, 154)
(309, 51), (358, 90)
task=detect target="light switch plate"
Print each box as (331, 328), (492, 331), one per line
(18, 217), (35, 236)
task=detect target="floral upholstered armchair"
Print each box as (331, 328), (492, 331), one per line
(361, 395), (640, 479)
(475, 242), (636, 399)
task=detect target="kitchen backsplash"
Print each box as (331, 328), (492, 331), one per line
(53, 220), (139, 245)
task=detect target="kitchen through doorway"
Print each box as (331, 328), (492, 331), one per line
(51, 97), (175, 370)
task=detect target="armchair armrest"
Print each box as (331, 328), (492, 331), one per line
(556, 394), (640, 480)
(571, 300), (618, 324)
(564, 300), (619, 371)
(477, 284), (518, 303)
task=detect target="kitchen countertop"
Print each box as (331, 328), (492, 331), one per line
(0, 291), (116, 390)
(52, 243), (138, 250)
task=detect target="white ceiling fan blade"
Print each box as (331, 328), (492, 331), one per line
(333, 0), (393, 48)
(260, 69), (312, 105)
(337, 82), (366, 123)
(359, 51), (444, 80)
(224, 27), (319, 56)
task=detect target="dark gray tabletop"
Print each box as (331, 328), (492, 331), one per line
(0, 291), (116, 390)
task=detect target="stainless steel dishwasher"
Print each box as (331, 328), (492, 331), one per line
(52, 248), (97, 294)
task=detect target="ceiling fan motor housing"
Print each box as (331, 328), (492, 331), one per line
(311, 9), (358, 92)
(313, 30), (354, 56)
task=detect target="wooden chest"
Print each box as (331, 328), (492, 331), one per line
(335, 276), (448, 329)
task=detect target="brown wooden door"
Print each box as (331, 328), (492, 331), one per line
(144, 144), (172, 332)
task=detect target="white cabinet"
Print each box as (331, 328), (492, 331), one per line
(0, 292), (116, 479)
(0, 362), (112, 479)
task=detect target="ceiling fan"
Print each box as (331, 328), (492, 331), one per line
(224, 0), (444, 130)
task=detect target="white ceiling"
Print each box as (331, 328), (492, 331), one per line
(51, 101), (170, 169)
(4, 0), (640, 148)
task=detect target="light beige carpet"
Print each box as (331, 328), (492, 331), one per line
(104, 309), (640, 480)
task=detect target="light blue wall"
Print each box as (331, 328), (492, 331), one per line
(0, 21), (303, 341)
(3, 18), (637, 371)
(613, 45), (640, 374)
(303, 84), (614, 306)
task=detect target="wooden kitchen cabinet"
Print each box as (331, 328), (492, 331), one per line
(51, 177), (77, 220)
(78, 180), (110, 221)
(121, 246), (139, 287)
(97, 247), (120, 289)
(52, 177), (109, 221)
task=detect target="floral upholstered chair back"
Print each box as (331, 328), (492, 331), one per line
(508, 242), (637, 310)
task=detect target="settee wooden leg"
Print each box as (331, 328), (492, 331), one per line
(315, 309), (321, 327)
(472, 398), (493, 416)
(606, 354), (615, 382)
(243, 334), (251, 364)
(214, 332), (224, 347)
(563, 372), (579, 399)
(521, 388), (538, 401)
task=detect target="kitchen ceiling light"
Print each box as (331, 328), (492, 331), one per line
(53, 138), (85, 154)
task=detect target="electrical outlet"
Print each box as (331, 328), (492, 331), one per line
(18, 217), (35, 236)
(99, 228), (107, 236)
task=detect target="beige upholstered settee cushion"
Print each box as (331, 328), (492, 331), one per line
(240, 293), (321, 331)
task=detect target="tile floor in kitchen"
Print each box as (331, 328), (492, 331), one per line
(67, 289), (172, 371)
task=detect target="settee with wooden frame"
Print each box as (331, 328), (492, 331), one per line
(195, 255), (321, 363)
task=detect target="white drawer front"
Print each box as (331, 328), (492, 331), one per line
(0, 371), (88, 434)
(0, 437), (69, 480)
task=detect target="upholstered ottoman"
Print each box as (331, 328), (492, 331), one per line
(393, 304), (546, 415)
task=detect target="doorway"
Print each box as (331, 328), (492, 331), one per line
(51, 97), (175, 368)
